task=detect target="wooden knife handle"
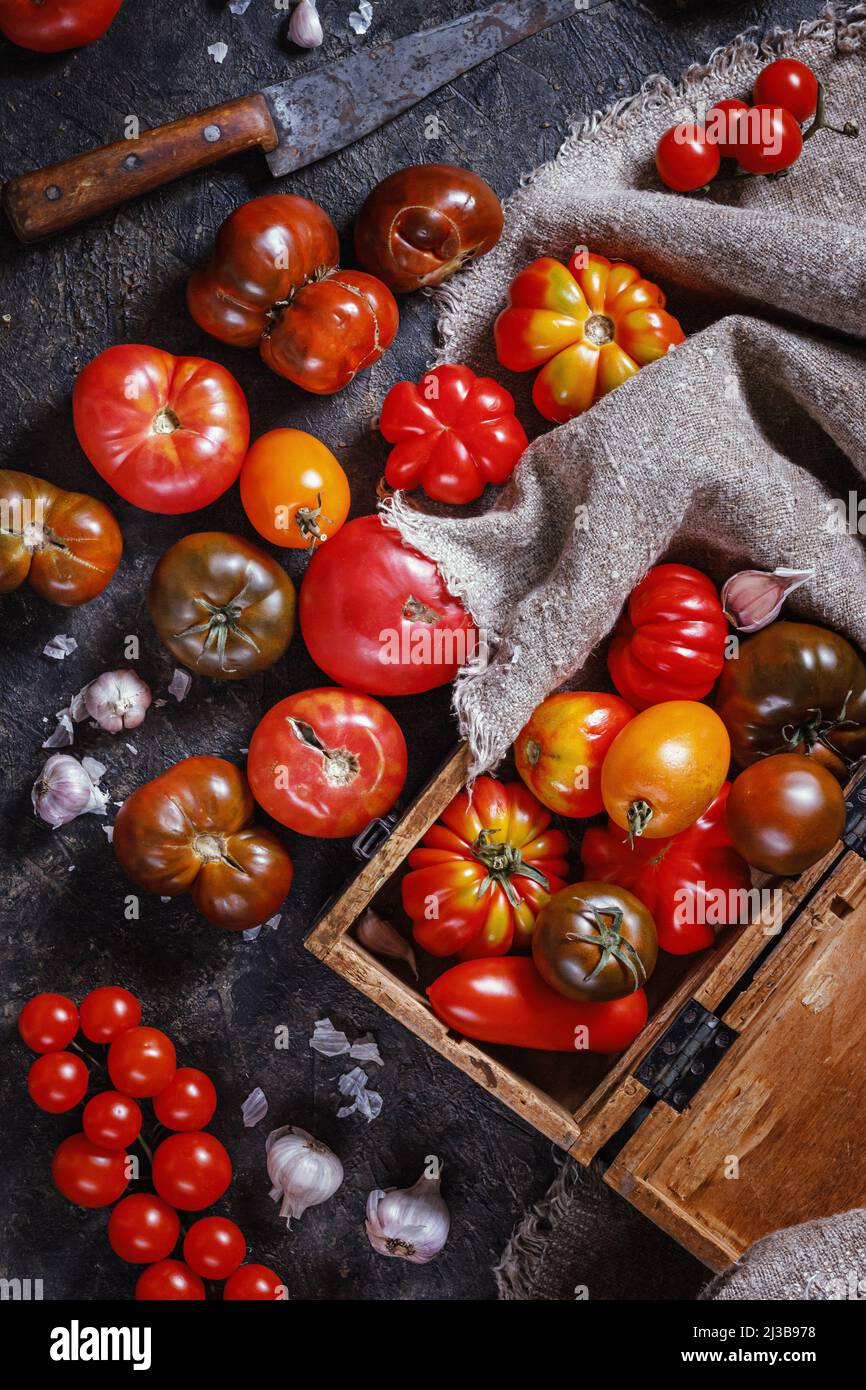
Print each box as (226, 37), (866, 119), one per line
(2, 94), (278, 244)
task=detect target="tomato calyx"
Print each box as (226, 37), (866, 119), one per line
(294, 492), (334, 550)
(287, 718), (360, 787)
(584, 313), (616, 347)
(192, 831), (244, 873)
(263, 263), (340, 331)
(152, 406), (181, 436)
(776, 689), (857, 763)
(626, 798), (654, 846)
(470, 828), (550, 907)
(174, 586), (262, 674)
(566, 901), (649, 991)
(402, 594), (442, 623)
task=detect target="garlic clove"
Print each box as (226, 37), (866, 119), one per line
(721, 567), (814, 633)
(265, 1125), (343, 1225)
(365, 1169), (450, 1263)
(289, 0), (323, 49)
(355, 907), (418, 978)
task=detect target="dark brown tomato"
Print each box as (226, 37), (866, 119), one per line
(726, 753), (845, 877)
(532, 881), (658, 1003)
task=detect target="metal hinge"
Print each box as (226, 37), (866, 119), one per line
(352, 812), (400, 861)
(843, 766), (866, 861)
(634, 999), (738, 1113)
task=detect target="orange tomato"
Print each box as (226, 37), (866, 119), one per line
(239, 429), (350, 550)
(514, 691), (635, 818)
(600, 700), (730, 842)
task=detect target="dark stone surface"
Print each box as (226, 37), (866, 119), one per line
(0, 0), (821, 1301)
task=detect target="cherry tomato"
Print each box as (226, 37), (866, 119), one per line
(152, 1068), (217, 1132)
(737, 105), (803, 175)
(108, 1194), (181, 1264)
(726, 753), (845, 876)
(18, 992), (78, 1053)
(223, 1264), (287, 1301)
(706, 98), (752, 159)
(28, 1052), (89, 1113)
(135, 1260), (205, 1301)
(52, 1133), (128, 1208)
(0, 0), (122, 52)
(753, 58), (819, 123)
(514, 691), (635, 818)
(183, 1217), (246, 1280)
(83, 1091), (142, 1149)
(655, 124), (721, 192)
(108, 1027), (176, 1098)
(152, 1132), (232, 1211)
(79, 986), (141, 1043)
(247, 687), (408, 839)
(240, 429), (350, 550)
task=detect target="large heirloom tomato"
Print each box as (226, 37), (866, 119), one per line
(715, 621), (866, 771)
(0, 0), (122, 51)
(608, 564), (728, 710)
(401, 778), (570, 958)
(240, 429), (349, 549)
(601, 700), (731, 842)
(247, 687), (408, 838)
(581, 784), (751, 954)
(300, 515), (476, 696)
(0, 470), (122, 606)
(379, 364), (527, 505)
(533, 882), (657, 1002)
(428, 958), (648, 1052)
(113, 756), (293, 931)
(73, 344), (249, 515)
(187, 194), (398, 395)
(494, 252), (685, 423)
(148, 532), (296, 680)
(514, 691), (635, 818)
(726, 753), (846, 877)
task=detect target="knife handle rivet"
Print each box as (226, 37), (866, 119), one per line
(45, 185), (62, 201)
(123, 153), (141, 171)
(203, 124), (222, 144)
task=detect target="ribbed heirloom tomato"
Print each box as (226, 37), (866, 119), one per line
(514, 691), (635, 817)
(0, 470), (122, 606)
(240, 429), (350, 549)
(608, 564), (728, 709)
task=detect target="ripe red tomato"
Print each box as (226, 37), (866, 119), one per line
(514, 691), (635, 818)
(183, 1217), (246, 1280)
(300, 515), (476, 696)
(223, 1264), (287, 1301)
(0, 0), (122, 51)
(83, 1091), (143, 1149)
(607, 563), (728, 710)
(107, 1027), (176, 1098)
(248, 687), (408, 839)
(152, 1068), (217, 1132)
(706, 99), (752, 159)
(240, 429), (350, 550)
(73, 345), (250, 515)
(135, 1260), (205, 1301)
(655, 124), (721, 191)
(28, 1052), (89, 1113)
(753, 58), (819, 123)
(79, 986), (141, 1043)
(152, 1132), (232, 1211)
(737, 105), (803, 174)
(108, 1194), (181, 1264)
(18, 992), (78, 1052)
(52, 1132), (128, 1208)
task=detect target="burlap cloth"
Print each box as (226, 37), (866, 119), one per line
(383, 4), (866, 1300)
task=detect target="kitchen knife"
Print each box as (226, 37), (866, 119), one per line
(2, 0), (604, 244)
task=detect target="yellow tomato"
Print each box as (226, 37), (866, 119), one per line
(240, 428), (350, 549)
(514, 691), (635, 818)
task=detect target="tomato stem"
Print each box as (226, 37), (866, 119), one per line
(566, 900), (647, 991)
(470, 828), (549, 907)
(803, 83), (859, 142)
(626, 799), (653, 847)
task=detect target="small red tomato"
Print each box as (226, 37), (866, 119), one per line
(223, 1263), (287, 1301)
(753, 58), (819, 123)
(706, 98), (752, 159)
(18, 993), (78, 1053)
(183, 1217), (247, 1280)
(152, 1068), (217, 1132)
(83, 1091), (142, 1149)
(52, 1133), (128, 1208)
(152, 1132), (232, 1211)
(108, 1194), (181, 1264)
(0, 0), (122, 52)
(737, 105), (803, 175)
(79, 986), (141, 1043)
(28, 1052), (89, 1113)
(108, 1027), (176, 1098)
(655, 124), (721, 191)
(135, 1259), (205, 1301)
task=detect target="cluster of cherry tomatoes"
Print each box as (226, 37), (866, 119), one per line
(18, 986), (285, 1300)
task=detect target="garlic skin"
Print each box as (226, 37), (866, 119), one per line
(721, 567), (814, 633)
(266, 1125), (343, 1225)
(32, 753), (108, 828)
(365, 1169), (450, 1264)
(84, 670), (152, 733)
(289, 0), (323, 48)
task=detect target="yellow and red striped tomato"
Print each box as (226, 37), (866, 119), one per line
(494, 252), (685, 423)
(515, 691), (635, 818)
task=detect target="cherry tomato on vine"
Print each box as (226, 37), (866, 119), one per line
(108, 1194), (181, 1264)
(79, 986), (141, 1044)
(152, 1068), (217, 1132)
(655, 124), (720, 191)
(28, 1052), (89, 1113)
(83, 1091), (142, 1149)
(52, 1133), (129, 1208)
(18, 993), (78, 1053)
(0, 0), (122, 52)
(737, 105), (803, 175)
(183, 1217), (247, 1280)
(223, 1264), (287, 1300)
(107, 1027), (176, 1098)
(152, 1132), (232, 1211)
(753, 58), (819, 123)
(135, 1260), (205, 1301)
(240, 429), (350, 550)
(706, 98), (752, 159)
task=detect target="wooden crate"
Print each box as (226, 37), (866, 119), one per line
(306, 745), (866, 1270)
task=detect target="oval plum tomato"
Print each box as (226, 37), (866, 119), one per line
(402, 777), (570, 958)
(152, 1132), (232, 1211)
(300, 515), (477, 696)
(0, 0), (122, 51)
(79, 985), (141, 1043)
(108, 1194), (181, 1264)
(73, 345), (250, 515)
(494, 253), (685, 424)
(0, 471), (122, 607)
(152, 1068), (217, 1132)
(28, 1052), (89, 1113)
(428, 958), (648, 1052)
(18, 992), (78, 1052)
(607, 563), (728, 710)
(83, 1091), (143, 1149)
(655, 124), (721, 192)
(135, 1260), (205, 1301)
(601, 700), (731, 842)
(737, 105), (803, 175)
(52, 1132), (128, 1208)
(514, 691), (634, 818)
(248, 687), (408, 839)
(107, 1027), (176, 1098)
(753, 58), (819, 123)
(240, 429), (350, 550)
(533, 882), (658, 1002)
(706, 99), (752, 159)
(223, 1264), (287, 1301)
(183, 1217), (246, 1280)
(726, 753), (845, 876)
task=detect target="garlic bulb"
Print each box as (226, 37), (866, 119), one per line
(32, 754), (108, 828)
(721, 567), (814, 633)
(289, 0), (323, 48)
(365, 1168), (450, 1263)
(83, 670), (152, 733)
(266, 1125), (343, 1224)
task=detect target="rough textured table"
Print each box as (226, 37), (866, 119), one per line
(0, 0), (820, 1301)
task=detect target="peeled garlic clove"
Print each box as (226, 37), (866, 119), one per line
(265, 1125), (343, 1225)
(289, 0), (323, 49)
(84, 669), (152, 733)
(365, 1168), (450, 1264)
(356, 908), (418, 979)
(721, 567), (814, 633)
